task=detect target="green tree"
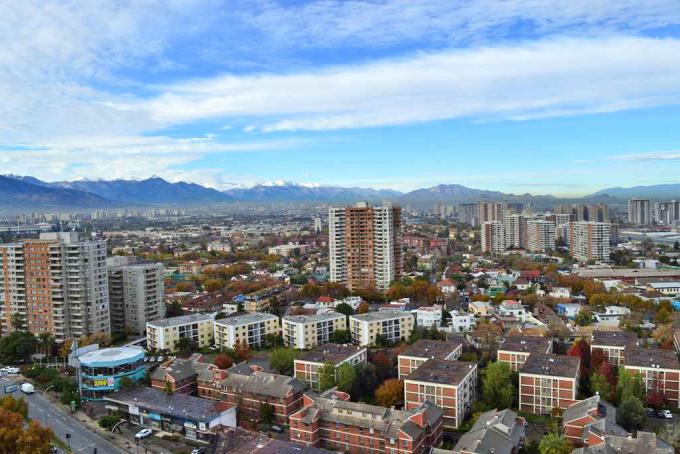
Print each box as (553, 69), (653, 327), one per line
(481, 361), (514, 410)
(119, 376), (136, 391)
(616, 396), (645, 431)
(0, 331), (36, 364)
(616, 368), (643, 403)
(164, 380), (174, 394)
(269, 348), (297, 375)
(318, 362), (336, 392)
(165, 301), (184, 317)
(260, 403), (275, 426)
(176, 336), (192, 352)
(336, 363), (357, 393)
(330, 329), (351, 344)
(590, 373), (612, 402)
(538, 433), (571, 454)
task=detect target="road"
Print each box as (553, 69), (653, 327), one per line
(0, 376), (123, 454)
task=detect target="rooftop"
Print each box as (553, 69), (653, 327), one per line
(79, 347), (144, 366)
(147, 312), (215, 328)
(405, 359), (476, 385)
(399, 339), (462, 360)
(216, 312), (279, 326)
(296, 344), (366, 364)
(350, 310), (413, 322)
(591, 330), (638, 347)
(282, 311), (345, 324)
(625, 347), (680, 370)
(520, 354), (579, 378)
(498, 336), (552, 355)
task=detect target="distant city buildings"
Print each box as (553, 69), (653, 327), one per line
(477, 202), (504, 223)
(458, 203), (478, 227)
(628, 198), (652, 226)
(329, 202), (402, 291)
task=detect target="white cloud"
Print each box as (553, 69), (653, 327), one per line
(612, 149), (680, 161)
(133, 36), (680, 131)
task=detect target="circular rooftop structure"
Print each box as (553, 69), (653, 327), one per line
(79, 347), (145, 367)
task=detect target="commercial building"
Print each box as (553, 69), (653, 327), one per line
(289, 389), (443, 454)
(329, 202), (402, 291)
(146, 313), (215, 352)
(480, 221), (505, 253)
(398, 338), (463, 379)
(519, 354), (580, 415)
(214, 313), (280, 350)
(404, 359), (477, 428)
(569, 222), (611, 263)
(107, 257), (164, 336)
(294, 344), (368, 391)
(623, 348), (680, 408)
(0, 232), (110, 341)
(526, 220), (555, 253)
(349, 310), (415, 346)
(452, 408), (526, 454)
(198, 362), (307, 429)
(497, 336), (553, 372)
(628, 199), (652, 226)
(590, 330), (638, 366)
(78, 346), (146, 401)
(282, 312), (346, 349)
(104, 386), (235, 442)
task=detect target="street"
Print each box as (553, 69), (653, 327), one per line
(0, 376), (123, 454)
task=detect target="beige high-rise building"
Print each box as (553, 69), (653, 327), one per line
(0, 232), (110, 341)
(329, 202), (402, 291)
(569, 222), (611, 263)
(526, 220), (556, 253)
(477, 202), (504, 223)
(107, 257), (165, 336)
(480, 221), (505, 253)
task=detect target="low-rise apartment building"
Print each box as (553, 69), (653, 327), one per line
(623, 348), (680, 408)
(146, 313), (215, 352)
(519, 354), (580, 415)
(289, 389), (443, 454)
(282, 312), (346, 349)
(397, 338), (463, 379)
(198, 362), (307, 429)
(497, 336), (553, 372)
(151, 355), (210, 395)
(590, 330), (638, 366)
(411, 305), (443, 327)
(404, 359), (477, 428)
(349, 310), (415, 346)
(214, 313), (280, 350)
(294, 344), (368, 391)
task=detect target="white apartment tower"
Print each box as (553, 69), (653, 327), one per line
(107, 257), (165, 336)
(526, 220), (556, 253)
(504, 214), (525, 249)
(329, 202), (402, 291)
(481, 221), (505, 253)
(569, 222), (611, 263)
(628, 199), (651, 226)
(0, 232), (110, 341)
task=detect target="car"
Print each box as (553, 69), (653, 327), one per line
(191, 448), (206, 454)
(270, 425), (284, 433)
(647, 408), (657, 418)
(20, 383), (35, 394)
(157, 356), (165, 362)
(2, 367), (20, 375)
(662, 410), (673, 419)
(657, 409), (666, 418)
(135, 428), (153, 439)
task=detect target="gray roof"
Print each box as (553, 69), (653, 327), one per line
(563, 394), (600, 424)
(104, 386), (227, 422)
(206, 363), (307, 399)
(400, 339), (462, 360)
(215, 312), (278, 326)
(296, 344), (366, 365)
(283, 312), (345, 324)
(498, 336), (552, 354)
(571, 431), (674, 454)
(452, 408), (525, 454)
(591, 330), (638, 348)
(520, 354), (579, 378)
(147, 312), (215, 328)
(151, 357), (209, 383)
(406, 359), (476, 386)
(350, 310), (414, 322)
(625, 347), (680, 370)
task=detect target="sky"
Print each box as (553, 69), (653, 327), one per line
(2, 1), (680, 196)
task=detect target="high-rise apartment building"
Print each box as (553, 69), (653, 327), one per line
(628, 199), (651, 226)
(654, 201), (680, 225)
(0, 232), (109, 341)
(329, 202), (402, 291)
(477, 202), (504, 223)
(458, 203), (478, 227)
(480, 221), (505, 253)
(555, 204), (608, 222)
(504, 214), (526, 249)
(526, 220), (556, 253)
(107, 257), (164, 336)
(569, 222), (611, 263)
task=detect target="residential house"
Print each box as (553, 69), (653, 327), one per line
(452, 408), (526, 454)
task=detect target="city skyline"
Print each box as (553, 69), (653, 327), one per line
(2, 1), (680, 196)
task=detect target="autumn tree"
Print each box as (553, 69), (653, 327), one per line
(233, 339), (252, 362)
(375, 379), (403, 407)
(0, 395), (28, 419)
(357, 302), (370, 314)
(214, 353), (234, 370)
(567, 338), (591, 379)
(653, 324), (675, 349)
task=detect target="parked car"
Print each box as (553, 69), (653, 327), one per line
(135, 428), (153, 439)
(657, 409), (666, 418)
(1, 366), (20, 375)
(647, 408), (657, 418)
(191, 448), (206, 454)
(270, 425), (284, 433)
(20, 383), (35, 394)
(662, 410), (673, 419)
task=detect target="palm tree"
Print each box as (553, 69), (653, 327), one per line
(38, 333), (54, 357)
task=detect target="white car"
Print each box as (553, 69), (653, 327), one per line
(20, 383), (35, 394)
(1, 367), (20, 375)
(135, 428), (153, 439)
(662, 409), (673, 419)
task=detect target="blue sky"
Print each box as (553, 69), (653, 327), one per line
(2, 1), (680, 196)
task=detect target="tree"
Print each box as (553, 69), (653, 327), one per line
(375, 379), (403, 407)
(567, 338), (591, 379)
(616, 368), (643, 403)
(0, 404), (53, 454)
(646, 378), (666, 409)
(656, 307), (673, 325)
(590, 373), (612, 402)
(330, 329), (351, 344)
(0, 331), (36, 364)
(336, 363), (357, 393)
(176, 336), (192, 352)
(0, 395), (28, 419)
(204, 278), (226, 292)
(653, 324), (675, 349)
(260, 403), (275, 426)
(538, 433), (571, 454)
(119, 376), (136, 391)
(372, 351), (394, 381)
(357, 302), (370, 314)
(233, 339), (252, 361)
(616, 396), (645, 431)
(481, 362), (514, 410)
(166, 301), (184, 317)
(352, 364), (378, 402)
(164, 380), (174, 394)
(318, 362), (336, 392)
(10, 313), (23, 330)
(334, 303), (354, 317)
(214, 353), (234, 370)
(269, 348), (297, 375)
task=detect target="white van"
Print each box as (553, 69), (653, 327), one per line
(20, 383), (35, 394)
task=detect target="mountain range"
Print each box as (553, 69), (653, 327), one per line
(0, 175), (678, 211)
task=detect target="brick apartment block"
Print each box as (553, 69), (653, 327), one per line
(590, 330), (638, 366)
(403, 359), (477, 429)
(623, 348), (680, 408)
(497, 336), (553, 372)
(398, 338), (463, 379)
(289, 389), (443, 454)
(519, 354), (580, 415)
(294, 344), (368, 392)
